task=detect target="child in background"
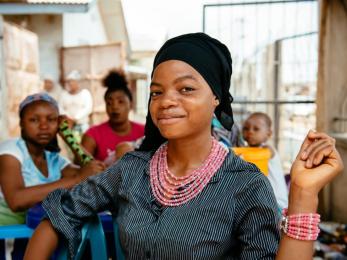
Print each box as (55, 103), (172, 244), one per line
(242, 112), (288, 209)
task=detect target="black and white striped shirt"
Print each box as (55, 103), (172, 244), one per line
(43, 150), (280, 259)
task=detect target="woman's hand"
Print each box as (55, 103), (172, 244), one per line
(78, 160), (106, 181)
(288, 130), (344, 213)
(115, 142), (135, 160)
(58, 114), (75, 129)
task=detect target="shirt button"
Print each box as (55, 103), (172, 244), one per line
(145, 251), (151, 259)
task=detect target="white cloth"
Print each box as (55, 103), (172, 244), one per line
(268, 150), (288, 209)
(59, 88), (93, 125)
(45, 85), (62, 101)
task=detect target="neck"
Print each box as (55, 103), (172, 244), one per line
(25, 141), (45, 158)
(166, 131), (214, 177)
(109, 120), (131, 135)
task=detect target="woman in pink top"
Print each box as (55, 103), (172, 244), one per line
(81, 69), (144, 166)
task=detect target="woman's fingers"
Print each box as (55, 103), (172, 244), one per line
(305, 143), (334, 168)
(297, 130), (319, 160)
(300, 131), (334, 160)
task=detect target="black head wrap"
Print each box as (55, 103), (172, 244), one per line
(139, 32), (234, 151)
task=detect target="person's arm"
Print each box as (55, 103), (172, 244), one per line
(234, 175), (280, 259)
(81, 134), (97, 158)
(25, 158), (125, 259)
(0, 155), (105, 212)
(115, 141), (135, 160)
(276, 130), (344, 259)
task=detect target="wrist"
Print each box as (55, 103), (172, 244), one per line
(288, 184), (318, 214)
(72, 174), (84, 185)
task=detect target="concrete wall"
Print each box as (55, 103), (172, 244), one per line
(0, 16), (9, 141)
(4, 15), (63, 84)
(317, 0), (347, 222)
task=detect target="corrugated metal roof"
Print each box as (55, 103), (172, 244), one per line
(0, 0), (93, 14)
(0, 0), (90, 3)
(26, 0), (90, 4)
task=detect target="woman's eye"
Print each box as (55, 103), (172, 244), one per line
(150, 91), (161, 97)
(181, 87), (194, 93)
(29, 118), (38, 123)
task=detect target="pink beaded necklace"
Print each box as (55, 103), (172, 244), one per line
(150, 138), (228, 207)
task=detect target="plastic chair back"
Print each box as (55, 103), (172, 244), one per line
(57, 216), (107, 260)
(0, 224), (33, 239)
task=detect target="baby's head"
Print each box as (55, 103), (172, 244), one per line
(242, 112), (272, 147)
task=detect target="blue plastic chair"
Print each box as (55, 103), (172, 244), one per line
(0, 224), (33, 239)
(113, 218), (125, 260)
(57, 216), (108, 260)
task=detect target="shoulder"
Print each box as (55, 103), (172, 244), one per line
(120, 150), (152, 163)
(81, 88), (92, 97)
(115, 150), (152, 171)
(221, 152), (278, 213)
(0, 138), (24, 163)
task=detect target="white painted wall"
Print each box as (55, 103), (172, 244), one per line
(29, 15), (63, 83)
(63, 3), (107, 47)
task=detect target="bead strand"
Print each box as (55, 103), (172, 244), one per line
(281, 208), (320, 241)
(150, 138), (228, 207)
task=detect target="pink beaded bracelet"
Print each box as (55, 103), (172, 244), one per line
(280, 208), (320, 241)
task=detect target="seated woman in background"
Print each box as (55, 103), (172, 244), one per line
(81, 69), (145, 167)
(0, 93), (105, 226)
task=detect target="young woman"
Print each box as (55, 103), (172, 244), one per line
(81, 69), (144, 166)
(0, 93), (105, 225)
(25, 34), (343, 260)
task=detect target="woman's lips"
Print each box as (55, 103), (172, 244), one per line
(37, 134), (52, 140)
(157, 115), (185, 125)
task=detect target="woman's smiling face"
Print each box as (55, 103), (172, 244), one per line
(149, 60), (219, 140)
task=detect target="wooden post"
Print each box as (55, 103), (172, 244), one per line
(317, 0), (347, 222)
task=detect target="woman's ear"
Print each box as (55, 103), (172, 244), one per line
(214, 97), (220, 106)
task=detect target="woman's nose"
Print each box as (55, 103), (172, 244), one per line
(39, 120), (49, 129)
(159, 91), (178, 108)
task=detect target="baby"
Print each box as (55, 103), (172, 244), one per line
(242, 112), (288, 209)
